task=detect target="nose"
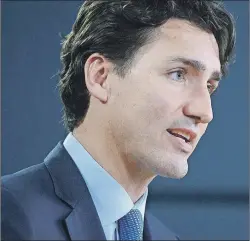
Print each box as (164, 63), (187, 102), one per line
(183, 88), (213, 124)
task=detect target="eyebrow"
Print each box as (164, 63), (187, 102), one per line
(168, 57), (222, 81)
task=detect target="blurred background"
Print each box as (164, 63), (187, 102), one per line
(2, 1), (249, 240)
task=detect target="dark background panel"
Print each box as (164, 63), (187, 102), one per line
(2, 1), (249, 240)
(148, 202), (248, 240)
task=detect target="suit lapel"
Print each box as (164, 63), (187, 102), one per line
(143, 213), (152, 240)
(143, 211), (179, 240)
(44, 142), (106, 240)
(64, 198), (106, 240)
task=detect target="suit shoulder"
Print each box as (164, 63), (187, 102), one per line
(1, 162), (53, 202)
(1, 185), (34, 239)
(2, 162), (48, 187)
(0, 164), (49, 239)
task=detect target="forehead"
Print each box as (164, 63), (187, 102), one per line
(139, 19), (221, 72)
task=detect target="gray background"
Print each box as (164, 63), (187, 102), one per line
(2, 1), (249, 240)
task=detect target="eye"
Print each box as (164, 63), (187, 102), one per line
(207, 82), (217, 95)
(168, 70), (186, 82)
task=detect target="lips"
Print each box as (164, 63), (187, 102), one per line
(166, 128), (196, 153)
(167, 128), (197, 143)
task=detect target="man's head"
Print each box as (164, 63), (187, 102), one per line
(59, 0), (236, 179)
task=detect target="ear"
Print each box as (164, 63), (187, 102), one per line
(84, 53), (110, 103)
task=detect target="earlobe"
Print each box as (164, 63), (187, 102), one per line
(84, 55), (110, 103)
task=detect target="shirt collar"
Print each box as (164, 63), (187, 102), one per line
(63, 133), (148, 226)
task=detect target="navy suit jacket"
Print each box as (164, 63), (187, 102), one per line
(1, 141), (179, 240)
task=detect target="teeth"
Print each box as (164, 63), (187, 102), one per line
(170, 130), (191, 141)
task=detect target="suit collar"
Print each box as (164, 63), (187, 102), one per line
(44, 141), (106, 240)
(44, 141), (85, 208)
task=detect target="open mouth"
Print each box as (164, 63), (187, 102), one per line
(167, 130), (190, 142)
(167, 128), (196, 143)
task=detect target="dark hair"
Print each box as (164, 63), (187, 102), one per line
(59, 0), (236, 132)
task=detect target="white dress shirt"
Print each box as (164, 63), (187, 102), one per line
(63, 133), (148, 240)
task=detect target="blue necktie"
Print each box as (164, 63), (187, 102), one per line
(118, 209), (143, 240)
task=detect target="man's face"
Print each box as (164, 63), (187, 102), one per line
(108, 19), (221, 179)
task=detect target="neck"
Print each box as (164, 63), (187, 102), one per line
(73, 119), (155, 203)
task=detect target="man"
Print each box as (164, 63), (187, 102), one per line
(1, 0), (236, 240)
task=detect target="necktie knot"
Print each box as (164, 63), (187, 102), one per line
(118, 209), (143, 240)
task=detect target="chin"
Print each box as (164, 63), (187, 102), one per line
(165, 168), (188, 179)
(153, 157), (189, 179)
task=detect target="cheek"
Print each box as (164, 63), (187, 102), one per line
(117, 76), (181, 129)
(141, 92), (174, 125)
